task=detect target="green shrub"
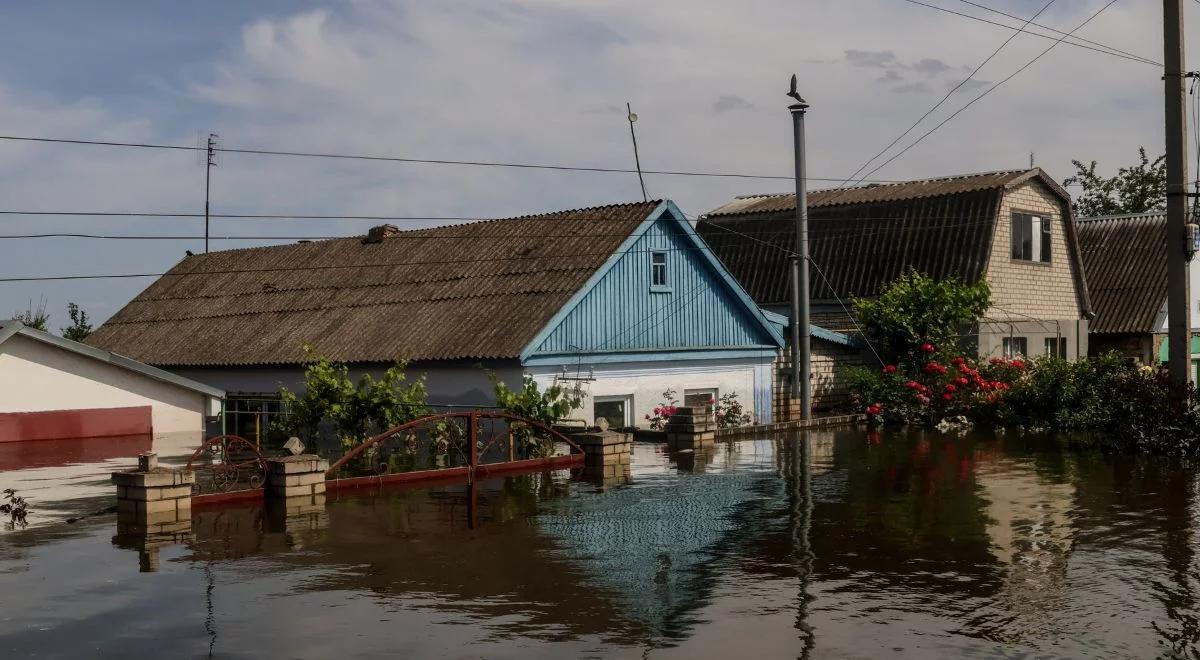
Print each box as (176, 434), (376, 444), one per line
(490, 374), (585, 458)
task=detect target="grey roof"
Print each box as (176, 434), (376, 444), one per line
(86, 202), (665, 366)
(1077, 212), (1167, 334)
(698, 168), (1092, 317)
(0, 320), (224, 398)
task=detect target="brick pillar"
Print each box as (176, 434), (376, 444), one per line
(265, 455), (329, 505)
(574, 431), (632, 489)
(111, 452), (194, 527)
(665, 406), (716, 449)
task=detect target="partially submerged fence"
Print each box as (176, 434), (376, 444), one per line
(324, 411), (585, 491)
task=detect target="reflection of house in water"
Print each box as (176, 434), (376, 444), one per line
(974, 454), (1078, 616)
(534, 441), (783, 641)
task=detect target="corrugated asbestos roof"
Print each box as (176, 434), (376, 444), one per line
(1077, 212), (1167, 334)
(85, 201), (662, 366)
(697, 168), (1090, 314)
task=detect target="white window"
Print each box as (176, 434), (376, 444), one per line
(1003, 337), (1028, 358)
(1011, 212), (1051, 263)
(594, 395), (632, 429)
(650, 251), (669, 290)
(1044, 337), (1067, 359)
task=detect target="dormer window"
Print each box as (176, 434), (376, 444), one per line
(650, 251), (670, 291)
(1011, 212), (1051, 263)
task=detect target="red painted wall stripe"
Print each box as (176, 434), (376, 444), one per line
(0, 406), (152, 443)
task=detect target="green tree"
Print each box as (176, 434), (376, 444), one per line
(13, 298), (48, 331)
(272, 348), (430, 449)
(1062, 147), (1166, 217)
(852, 270), (990, 364)
(60, 302), (93, 342)
(490, 374), (585, 457)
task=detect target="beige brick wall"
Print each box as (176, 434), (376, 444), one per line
(984, 180), (1084, 321)
(774, 341), (870, 419)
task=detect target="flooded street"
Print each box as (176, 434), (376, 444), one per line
(3, 428), (1200, 658)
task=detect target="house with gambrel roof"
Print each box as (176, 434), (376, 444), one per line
(1077, 211), (1200, 375)
(699, 168), (1093, 362)
(87, 200), (854, 436)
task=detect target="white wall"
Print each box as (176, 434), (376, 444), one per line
(527, 357), (772, 427)
(0, 334), (210, 443)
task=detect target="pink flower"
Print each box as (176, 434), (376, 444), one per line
(905, 380), (920, 389)
(866, 404), (882, 416)
(945, 384), (957, 393)
(883, 364), (898, 374)
(942, 393), (953, 401)
(920, 342), (935, 353)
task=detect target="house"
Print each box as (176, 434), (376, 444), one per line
(0, 319), (223, 445)
(1076, 212), (1200, 375)
(86, 200), (852, 435)
(698, 168), (1093, 362)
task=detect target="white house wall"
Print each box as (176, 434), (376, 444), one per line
(527, 357), (772, 427)
(0, 334), (210, 450)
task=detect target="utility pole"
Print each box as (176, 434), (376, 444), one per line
(788, 75), (812, 419)
(1163, 0), (1190, 403)
(205, 133), (218, 254)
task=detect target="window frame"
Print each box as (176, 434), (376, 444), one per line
(1002, 336), (1028, 359)
(649, 250), (670, 292)
(1010, 210), (1052, 265)
(593, 394), (633, 429)
(1044, 337), (1067, 359)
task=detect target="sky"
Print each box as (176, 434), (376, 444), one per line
(0, 0), (1192, 327)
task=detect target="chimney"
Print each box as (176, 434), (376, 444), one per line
(362, 224), (400, 244)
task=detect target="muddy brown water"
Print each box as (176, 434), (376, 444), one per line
(2, 428), (1200, 658)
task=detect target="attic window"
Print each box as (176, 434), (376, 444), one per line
(650, 251), (670, 291)
(1011, 212), (1051, 263)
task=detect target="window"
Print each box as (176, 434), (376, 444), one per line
(1044, 337), (1067, 359)
(1011, 212), (1052, 263)
(1002, 336), (1027, 358)
(684, 388), (718, 411)
(594, 395), (632, 429)
(650, 251), (669, 290)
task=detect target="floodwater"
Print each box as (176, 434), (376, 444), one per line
(3, 428), (1200, 658)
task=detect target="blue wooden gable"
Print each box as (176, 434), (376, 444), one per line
(521, 201), (783, 366)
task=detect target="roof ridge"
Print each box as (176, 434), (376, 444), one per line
(1077, 211), (1167, 222)
(733, 169), (1035, 201)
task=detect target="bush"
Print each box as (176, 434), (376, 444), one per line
(491, 374), (585, 457)
(272, 348), (430, 449)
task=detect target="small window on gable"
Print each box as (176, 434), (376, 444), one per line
(650, 251), (669, 290)
(1011, 212), (1052, 263)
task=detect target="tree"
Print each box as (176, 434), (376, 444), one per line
(61, 302), (93, 342)
(13, 298), (48, 331)
(852, 270), (990, 364)
(1062, 147), (1166, 217)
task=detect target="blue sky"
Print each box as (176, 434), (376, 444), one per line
(0, 0), (1188, 327)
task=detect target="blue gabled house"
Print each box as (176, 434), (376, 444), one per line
(88, 200), (851, 434)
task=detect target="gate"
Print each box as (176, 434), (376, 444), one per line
(324, 411), (585, 491)
(185, 434), (268, 501)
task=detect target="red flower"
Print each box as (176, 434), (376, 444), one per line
(1010, 359), (1026, 369)
(866, 403), (882, 416)
(905, 380), (920, 389)
(883, 364), (897, 374)
(942, 393), (953, 401)
(957, 377), (969, 386)
(920, 342), (935, 353)
(945, 384), (957, 393)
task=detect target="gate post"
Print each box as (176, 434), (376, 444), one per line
(467, 412), (478, 477)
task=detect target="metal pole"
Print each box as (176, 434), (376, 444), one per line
(788, 76), (812, 419)
(627, 103), (648, 202)
(205, 133), (216, 254)
(1164, 0), (1190, 402)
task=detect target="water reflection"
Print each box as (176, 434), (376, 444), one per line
(6, 429), (1200, 657)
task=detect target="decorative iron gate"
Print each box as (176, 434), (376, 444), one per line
(185, 434), (268, 497)
(325, 411), (585, 489)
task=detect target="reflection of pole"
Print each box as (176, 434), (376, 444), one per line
(787, 430), (815, 656)
(467, 479), (479, 530)
(204, 562), (217, 659)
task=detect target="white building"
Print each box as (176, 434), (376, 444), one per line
(0, 319), (223, 446)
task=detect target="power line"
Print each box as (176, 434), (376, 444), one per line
(849, 0), (1122, 187)
(833, 0), (1059, 196)
(902, 0), (1159, 67)
(953, 0), (1159, 66)
(0, 133), (912, 184)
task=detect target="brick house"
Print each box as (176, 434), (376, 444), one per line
(698, 169), (1093, 375)
(1077, 212), (1200, 375)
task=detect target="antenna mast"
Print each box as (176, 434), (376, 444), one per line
(205, 133), (218, 254)
(626, 103), (648, 202)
